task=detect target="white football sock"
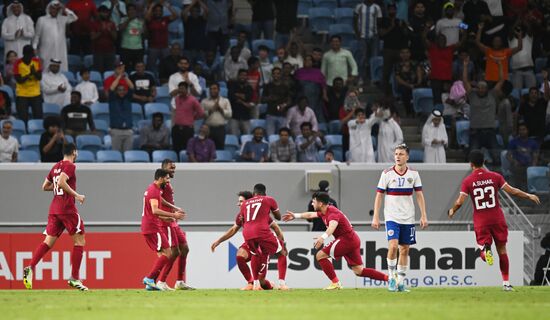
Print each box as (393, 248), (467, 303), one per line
(387, 258), (397, 278)
(397, 265), (407, 284)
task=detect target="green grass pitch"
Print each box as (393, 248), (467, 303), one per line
(1, 287), (549, 320)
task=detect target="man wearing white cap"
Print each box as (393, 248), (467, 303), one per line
(41, 59), (72, 108)
(1, 1), (35, 58)
(33, 1), (78, 72)
(422, 109), (448, 163)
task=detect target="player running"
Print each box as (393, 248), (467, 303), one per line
(156, 159), (194, 291)
(372, 143), (428, 292)
(448, 150), (540, 291)
(211, 191), (289, 290)
(284, 192), (389, 290)
(23, 143), (88, 291)
(141, 169), (185, 291)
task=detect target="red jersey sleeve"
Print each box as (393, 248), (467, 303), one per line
(269, 197), (279, 212)
(496, 173), (507, 189)
(46, 169), (53, 182)
(62, 162), (76, 179)
(234, 212), (244, 227)
(460, 177), (470, 196)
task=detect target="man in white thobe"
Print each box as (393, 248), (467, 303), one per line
(422, 109), (448, 163)
(348, 108), (382, 163)
(33, 1), (77, 72)
(1, 1), (34, 57)
(377, 109), (404, 163)
(41, 59), (72, 107)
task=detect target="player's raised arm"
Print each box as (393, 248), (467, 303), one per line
(41, 178), (53, 191)
(283, 210), (318, 221)
(211, 224), (241, 252)
(150, 199), (185, 220)
(57, 172), (85, 204)
(314, 220), (338, 249)
(448, 193), (468, 218)
(415, 190), (428, 229)
(502, 183), (540, 205)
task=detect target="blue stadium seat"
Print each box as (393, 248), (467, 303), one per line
(268, 134), (280, 143)
(325, 134), (343, 153)
(455, 120), (470, 147)
(328, 120), (342, 134)
(412, 88), (434, 114)
(65, 135), (75, 144)
(370, 56), (383, 83)
(91, 103), (110, 125)
(124, 150), (150, 163)
(215, 150), (234, 162)
(103, 135), (112, 150)
(240, 134), (253, 146)
(137, 119), (150, 131)
(93, 119), (109, 137)
(20, 134), (41, 153)
(409, 149), (424, 163)
(78, 70), (103, 89)
(152, 150), (178, 162)
(1, 119), (26, 141)
(224, 135), (240, 154)
(527, 166), (550, 194)
(68, 55), (82, 73)
(76, 150), (96, 163)
(194, 119), (204, 134)
(155, 86), (171, 106)
(76, 134), (103, 153)
(144, 103), (171, 120)
(17, 150), (40, 162)
(334, 7), (354, 25)
(179, 150), (189, 162)
(313, 0), (337, 10)
(83, 55), (94, 68)
(42, 103), (61, 118)
(27, 119), (44, 135)
(63, 71), (77, 86)
(535, 57), (548, 73)
(328, 24), (355, 44)
(297, 0), (313, 19)
(103, 71), (114, 80)
(252, 39), (276, 55)
(132, 103), (144, 124)
(132, 134), (140, 150)
(339, 0), (361, 8)
(96, 150), (123, 163)
(0, 85), (14, 101)
(249, 119), (267, 132)
(308, 8), (334, 34)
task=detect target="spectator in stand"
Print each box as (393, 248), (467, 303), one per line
(423, 0), (444, 22)
(182, 0), (208, 63)
(339, 90), (363, 157)
(241, 126), (269, 162)
(532, 232), (550, 286)
(422, 109), (448, 163)
(462, 55), (502, 165)
(354, 0), (383, 80)
(394, 47), (423, 116)
(348, 107), (380, 163)
(436, 2), (462, 46)
(205, 0), (233, 56)
(285, 39), (304, 71)
(66, 0), (96, 56)
(510, 23), (536, 90)
(159, 43), (182, 85)
(41, 59), (72, 108)
(4, 51), (18, 88)
(540, 20), (550, 69)
(323, 149), (340, 163)
(39, 115), (66, 162)
(273, 46), (287, 69)
(295, 55), (326, 123)
(262, 67), (291, 136)
(193, 63), (208, 98)
(119, 4), (145, 71)
(187, 124), (216, 162)
(507, 123), (539, 189)
(100, 0), (126, 25)
(145, 1), (178, 73)
(14, 44), (42, 123)
(225, 31), (251, 62)
(200, 50), (222, 84)
(497, 80), (514, 147)
(248, 0), (274, 40)
(378, 3), (409, 95)
(377, 106), (403, 163)
(107, 67), (135, 153)
(0, 120), (18, 162)
(130, 61), (157, 105)
(0, 87), (12, 120)
(273, 0), (298, 48)
(32, 1), (77, 73)
(61, 91), (95, 138)
(91, 5), (117, 74)
(1, 1), (35, 58)
(311, 48), (323, 69)
(518, 87), (548, 141)
(228, 69), (253, 136)
(452, 48), (475, 81)
(202, 82), (232, 149)
(295, 121), (323, 162)
(286, 96), (318, 137)
(168, 57), (202, 98)
(171, 81), (204, 153)
(408, 1), (429, 61)
(75, 68), (99, 106)
(247, 57), (262, 107)
(224, 46), (248, 82)
(258, 45), (273, 85)
(321, 35), (358, 87)
(139, 112), (171, 154)
(325, 77), (347, 122)
(270, 127), (296, 162)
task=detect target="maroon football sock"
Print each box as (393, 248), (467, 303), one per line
(158, 256), (176, 282)
(360, 268), (388, 281)
(177, 254), (187, 281)
(148, 255), (170, 280)
(236, 255), (253, 283)
(277, 255), (287, 280)
(499, 253), (510, 281)
(30, 242), (51, 271)
(251, 254), (263, 281)
(318, 258), (339, 283)
(71, 245), (84, 279)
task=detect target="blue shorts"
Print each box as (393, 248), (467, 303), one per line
(386, 221), (416, 245)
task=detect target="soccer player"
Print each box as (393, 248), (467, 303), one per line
(156, 159), (194, 290)
(237, 183), (282, 290)
(211, 191), (289, 290)
(142, 169), (185, 290)
(23, 143), (88, 291)
(448, 150), (540, 291)
(372, 143), (428, 292)
(284, 192), (389, 290)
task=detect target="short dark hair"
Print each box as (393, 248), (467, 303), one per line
(247, 56), (259, 66)
(333, 77), (344, 84)
(312, 192), (330, 205)
(152, 112), (164, 121)
(238, 68), (248, 75)
(43, 116), (61, 130)
(354, 108), (366, 116)
(313, 47), (323, 53)
(71, 91), (82, 98)
(127, 3), (136, 10)
(468, 150), (485, 168)
(330, 35), (342, 42)
(253, 183), (266, 195)
(79, 67), (90, 76)
(178, 56), (190, 64)
(272, 67), (281, 73)
(161, 159), (174, 169)
(63, 143), (77, 156)
(178, 81), (189, 88)
(252, 126), (264, 135)
(238, 191), (253, 200)
(209, 82), (220, 89)
(502, 80), (513, 96)
(300, 122), (312, 130)
(258, 45), (269, 52)
(278, 127), (291, 135)
(154, 168), (170, 180)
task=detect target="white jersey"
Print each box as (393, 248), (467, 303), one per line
(376, 166), (422, 224)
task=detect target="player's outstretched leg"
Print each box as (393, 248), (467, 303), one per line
(484, 244), (494, 266)
(316, 251), (342, 290)
(67, 238), (88, 291)
(277, 254), (289, 290)
(352, 266), (389, 282)
(144, 249), (172, 291)
(24, 238), (56, 290)
(496, 244), (514, 291)
(157, 254), (177, 291)
(236, 248), (253, 290)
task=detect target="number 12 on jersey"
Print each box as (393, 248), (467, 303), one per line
(245, 203), (261, 221)
(53, 175), (64, 196)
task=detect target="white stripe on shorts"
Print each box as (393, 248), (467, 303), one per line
(329, 239), (341, 259)
(76, 214), (82, 233)
(167, 227), (172, 247)
(156, 232), (162, 251)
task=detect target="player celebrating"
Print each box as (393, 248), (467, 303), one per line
(23, 143), (88, 291)
(211, 191), (289, 290)
(284, 192), (388, 290)
(142, 169), (185, 291)
(156, 159), (194, 290)
(372, 143), (428, 292)
(448, 150), (540, 291)
(238, 184), (282, 290)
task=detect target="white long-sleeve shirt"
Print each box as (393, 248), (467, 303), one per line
(1, 4), (34, 57)
(42, 71), (72, 107)
(75, 81), (99, 105)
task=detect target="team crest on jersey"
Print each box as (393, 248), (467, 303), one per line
(387, 229), (394, 236)
(407, 178), (413, 184)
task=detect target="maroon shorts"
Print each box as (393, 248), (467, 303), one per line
(143, 232), (170, 252)
(240, 237), (283, 260)
(474, 223), (508, 247)
(160, 225), (188, 247)
(45, 213), (85, 237)
(321, 232), (363, 267)
(246, 234), (283, 257)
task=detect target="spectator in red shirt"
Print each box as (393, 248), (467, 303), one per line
(145, 2), (178, 74)
(103, 62), (129, 96)
(171, 81), (205, 153)
(66, 0), (97, 56)
(91, 5), (117, 74)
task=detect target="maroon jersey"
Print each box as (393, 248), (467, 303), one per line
(159, 182), (177, 227)
(318, 205), (354, 238)
(460, 168), (507, 226)
(141, 183), (163, 234)
(239, 195), (279, 240)
(235, 211), (273, 227)
(46, 160), (77, 215)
